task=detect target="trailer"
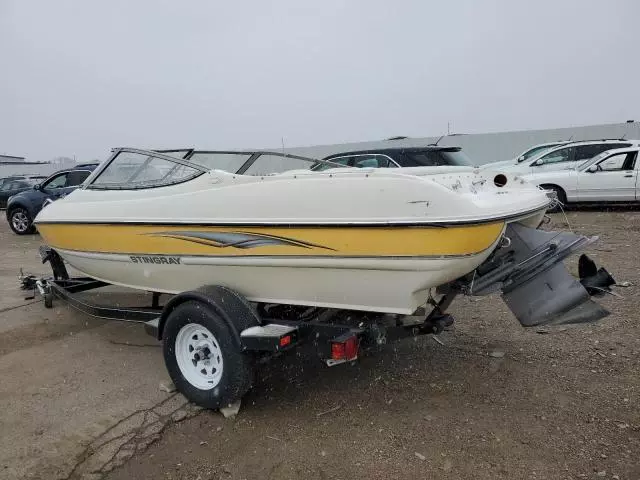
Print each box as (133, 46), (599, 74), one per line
(23, 247), (455, 409)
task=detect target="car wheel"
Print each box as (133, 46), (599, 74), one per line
(9, 207), (36, 235)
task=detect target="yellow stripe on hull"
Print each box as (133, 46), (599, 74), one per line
(36, 222), (505, 257)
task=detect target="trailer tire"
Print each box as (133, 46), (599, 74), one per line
(44, 291), (54, 309)
(162, 300), (254, 410)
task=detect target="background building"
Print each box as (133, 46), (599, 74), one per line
(283, 121), (640, 165)
(3, 121), (639, 179)
(0, 154), (26, 163)
(0, 154), (77, 178)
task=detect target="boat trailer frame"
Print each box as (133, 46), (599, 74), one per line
(24, 247), (455, 365)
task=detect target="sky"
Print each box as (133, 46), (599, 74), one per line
(1, 0), (638, 162)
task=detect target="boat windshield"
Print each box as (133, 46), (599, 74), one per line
(241, 153), (317, 175)
(89, 150), (205, 189)
(155, 149), (192, 159)
(88, 148), (343, 188)
(188, 152), (253, 173)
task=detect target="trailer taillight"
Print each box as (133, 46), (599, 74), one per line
(331, 342), (345, 360)
(331, 335), (359, 361)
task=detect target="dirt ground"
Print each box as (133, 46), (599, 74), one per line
(1, 211), (639, 480)
(105, 210), (640, 480)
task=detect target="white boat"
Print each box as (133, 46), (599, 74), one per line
(35, 148), (612, 327)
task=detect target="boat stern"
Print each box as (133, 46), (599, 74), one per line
(461, 223), (615, 327)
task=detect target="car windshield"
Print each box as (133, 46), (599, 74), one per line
(518, 145), (558, 162)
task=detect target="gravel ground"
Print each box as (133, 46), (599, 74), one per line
(104, 210), (640, 480)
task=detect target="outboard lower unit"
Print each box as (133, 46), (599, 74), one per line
(461, 224), (615, 327)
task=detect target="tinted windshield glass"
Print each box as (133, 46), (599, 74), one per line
(405, 150), (472, 167)
(66, 170), (91, 186)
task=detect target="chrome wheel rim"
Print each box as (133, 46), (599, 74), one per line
(11, 211), (29, 232)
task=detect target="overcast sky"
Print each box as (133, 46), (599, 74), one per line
(1, 0), (638, 162)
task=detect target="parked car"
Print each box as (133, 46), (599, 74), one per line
(6, 164), (99, 234)
(486, 141), (571, 169)
(484, 139), (640, 174)
(0, 175), (47, 189)
(0, 179), (37, 208)
(312, 146), (474, 170)
(523, 146), (640, 211)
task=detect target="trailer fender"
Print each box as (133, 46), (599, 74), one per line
(157, 286), (261, 349)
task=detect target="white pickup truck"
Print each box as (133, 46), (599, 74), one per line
(522, 147), (640, 208)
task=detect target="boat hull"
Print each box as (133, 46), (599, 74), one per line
(53, 247), (499, 314)
(38, 222), (507, 314)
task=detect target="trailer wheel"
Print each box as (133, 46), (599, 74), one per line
(162, 300), (254, 409)
(44, 291), (54, 309)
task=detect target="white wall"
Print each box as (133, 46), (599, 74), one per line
(281, 122), (640, 165)
(0, 163), (62, 178)
(0, 155), (25, 163)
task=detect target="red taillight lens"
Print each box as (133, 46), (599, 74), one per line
(331, 335), (358, 361)
(331, 342), (346, 360)
(279, 335), (292, 347)
(344, 336), (358, 360)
